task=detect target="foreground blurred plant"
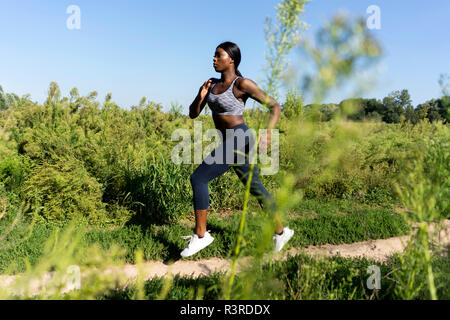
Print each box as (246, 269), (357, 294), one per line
(284, 11), (383, 197)
(392, 117), (449, 300)
(0, 221), (129, 299)
(299, 12), (382, 103)
(224, 0), (309, 300)
(224, 1), (383, 300)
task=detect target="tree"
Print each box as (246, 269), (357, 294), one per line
(416, 102), (431, 121)
(441, 96), (450, 123)
(416, 98), (449, 123)
(365, 98), (386, 119)
(0, 85), (19, 110)
(382, 89), (411, 123)
(404, 104), (418, 124)
(427, 99), (443, 122)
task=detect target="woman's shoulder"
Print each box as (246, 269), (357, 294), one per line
(235, 77), (256, 90)
(208, 77), (250, 83)
(236, 77), (256, 84)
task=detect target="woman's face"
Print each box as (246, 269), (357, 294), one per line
(213, 47), (233, 72)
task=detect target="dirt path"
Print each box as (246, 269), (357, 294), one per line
(111, 219), (450, 279)
(1, 219), (449, 297)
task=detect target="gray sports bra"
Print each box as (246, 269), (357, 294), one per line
(206, 76), (245, 116)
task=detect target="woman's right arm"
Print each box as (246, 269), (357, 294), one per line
(189, 79), (213, 119)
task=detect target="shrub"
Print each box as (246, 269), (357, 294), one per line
(20, 154), (121, 226)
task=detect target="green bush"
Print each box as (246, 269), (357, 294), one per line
(0, 155), (31, 193)
(20, 154), (121, 226)
(281, 120), (449, 204)
(0, 82), (448, 226)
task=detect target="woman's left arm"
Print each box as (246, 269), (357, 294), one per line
(237, 78), (281, 130)
(236, 78), (281, 145)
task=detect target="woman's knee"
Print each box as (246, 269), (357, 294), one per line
(190, 167), (211, 187)
(190, 171), (202, 186)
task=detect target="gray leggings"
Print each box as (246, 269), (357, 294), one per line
(190, 123), (277, 212)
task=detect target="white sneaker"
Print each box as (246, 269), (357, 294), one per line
(180, 231), (214, 257)
(273, 227), (294, 253)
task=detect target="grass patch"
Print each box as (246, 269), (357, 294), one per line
(101, 251), (450, 300)
(0, 198), (411, 274)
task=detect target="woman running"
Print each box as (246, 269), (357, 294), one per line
(181, 41), (294, 257)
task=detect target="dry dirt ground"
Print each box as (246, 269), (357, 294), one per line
(1, 219), (449, 297)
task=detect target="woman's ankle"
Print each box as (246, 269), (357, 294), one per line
(275, 226), (284, 235)
(195, 230), (206, 238)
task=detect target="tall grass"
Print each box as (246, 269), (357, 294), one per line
(0, 221), (129, 299)
(0, 0), (448, 300)
(392, 120), (449, 299)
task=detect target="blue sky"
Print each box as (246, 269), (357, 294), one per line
(1, 0), (449, 113)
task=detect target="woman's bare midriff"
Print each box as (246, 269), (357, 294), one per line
(210, 77), (248, 136)
(213, 114), (245, 137)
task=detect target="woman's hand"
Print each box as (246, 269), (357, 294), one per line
(199, 79), (213, 99)
(258, 130), (272, 153)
